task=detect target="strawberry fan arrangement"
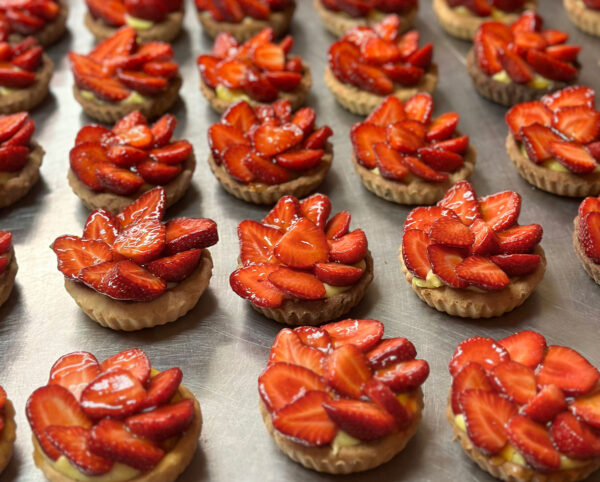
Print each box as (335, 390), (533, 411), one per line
(0, 36), (46, 90)
(0, 0), (62, 41)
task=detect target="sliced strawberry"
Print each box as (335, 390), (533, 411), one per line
(323, 319), (384, 352)
(498, 46), (534, 84)
(0, 144), (28, 172)
(126, 399), (194, 440)
(51, 235), (112, 280)
(363, 378), (411, 428)
(112, 111), (147, 135)
(230, 263), (285, 308)
(300, 193), (331, 230)
(435, 136), (469, 155)
(211, 32), (238, 57)
(268, 267), (325, 300)
(404, 93), (433, 124)
(143, 61), (178, 79)
(278, 34), (294, 54)
(269, 328), (325, 375)
(101, 260), (166, 301)
(386, 122), (423, 154)
(78, 261), (116, 294)
(0, 112), (28, 143)
(402, 229), (431, 279)
(116, 187), (165, 229)
(116, 71), (167, 96)
(579, 196), (600, 218)
(86, 0), (126, 26)
(95, 164), (144, 196)
(424, 113), (458, 142)
(113, 219), (165, 264)
(100, 348), (150, 384)
(382, 64), (424, 86)
(537, 345), (600, 396)
(76, 75), (131, 102)
(137, 161), (182, 185)
(222, 102), (257, 133)
(314, 262), (363, 286)
(325, 344), (372, 398)
(291, 108), (316, 136)
(49, 352), (101, 401)
(496, 330), (546, 369)
(116, 125), (153, 149)
(451, 363), (492, 414)
(107, 145), (148, 168)
(551, 412), (600, 460)
(546, 45), (581, 63)
(478, 190), (521, 231)
(552, 106), (600, 144)
(428, 217), (473, 248)
(325, 211), (351, 240)
(328, 229), (368, 265)
(506, 101), (552, 141)
(427, 244), (467, 288)
(522, 385), (566, 423)
(304, 126), (333, 150)
(215, 58), (248, 89)
(0, 231), (11, 254)
(366, 96), (406, 126)
(510, 11), (543, 33)
(406, 43), (433, 70)
(490, 360), (536, 404)
(293, 326), (331, 350)
(360, 37), (401, 65)
(80, 369), (146, 419)
(149, 141), (192, 165)
(400, 155), (448, 181)
(273, 218), (329, 269)
(506, 415), (561, 472)
(164, 218), (218, 255)
(526, 50), (578, 83)
(243, 152), (290, 185)
(434, 182), (479, 227)
(419, 147), (464, 173)
(137, 367), (182, 410)
(323, 398), (395, 441)
(495, 224), (543, 254)
(146, 249), (203, 283)
(253, 123), (303, 157)
(347, 63), (394, 95)
(520, 123), (562, 163)
(469, 218), (498, 255)
(474, 29), (507, 76)
(237, 220), (280, 266)
(375, 359), (430, 392)
(350, 122), (386, 169)
(4, 118), (35, 147)
(490, 253), (541, 277)
(197, 55), (220, 88)
(512, 30), (547, 52)
(221, 144), (253, 183)
(251, 42), (285, 71)
(397, 29), (419, 58)
(449, 336), (509, 376)
(570, 391), (600, 429)
(366, 338), (416, 371)
(541, 86), (595, 112)
(580, 212), (600, 264)
(261, 195), (300, 232)
(328, 40), (359, 84)
(455, 255), (509, 290)
(69, 142), (111, 191)
(541, 29), (569, 45)
(242, 68), (279, 102)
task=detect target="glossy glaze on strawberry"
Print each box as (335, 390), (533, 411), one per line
(319, 0), (418, 17)
(85, 0), (182, 27)
(402, 180), (543, 290)
(450, 331), (600, 474)
(352, 94), (470, 182)
(51, 187), (218, 302)
(197, 28), (306, 103)
(446, 0), (528, 16)
(0, 0), (61, 40)
(577, 196), (600, 266)
(230, 194), (369, 308)
(26, 348), (196, 477)
(260, 319), (429, 446)
(195, 0), (294, 22)
(328, 16), (433, 96)
(209, 99), (332, 185)
(70, 111), (192, 195)
(0, 112), (37, 173)
(0, 37), (45, 90)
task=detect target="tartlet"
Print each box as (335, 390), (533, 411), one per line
(84, 0), (184, 42)
(207, 99), (333, 204)
(259, 318), (429, 473)
(0, 0), (67, 47)
(574, 196), (600, 285)
(68, 110), (195, 212)
(0, 384), (15, 476)
(51, 187), (218, 331)
(467, 12), (581, 107)
(325, 15), (438, 116)
(230, 193), (374, 325)
(564, 0), (600, 37)
(350, 94), (476, 205)
(0, 231), (17, 309)
(399, 180), (545, 318)
(448, 331), (600, 482)
(197, 28), (311, 114)
(195, 0), (296, 41)
(313, 0), (418, 38)
(69, 27), (181, 124)
(433, 0), (536, 40)
(505, 86), (600, 197)
(26, 348), (202, 482)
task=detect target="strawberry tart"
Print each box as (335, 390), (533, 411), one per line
(195, 0), (296, 42)
(51, 187), (217, 331)
(433, 0), (536, 40)
(574, 196), (600, 285)
(69, 27), (181, 124)
(505, 86), (600, 197)
(259, 319), (429, 473)
(325, 16), (438, 116)
(68, 111), (195, 213)
(467, 12), (581, 107)
(0, 0), (67, 47)
(230, 194), (374, 325)
(26, 348), (202, 481)
(207, 99), (333, 204)
(399, 181), (546, 318)
(564, 0), (600, 37)
(0, 231), (17, 308)
(84, 0), (184, 42)
(448, 331), (600, 481)
(0, 384), (15, 476)
(197, 28), (311, 114)
(0, 112), (44, 208)
(350, 94), (476, 205)
(313, 0), (418, 38)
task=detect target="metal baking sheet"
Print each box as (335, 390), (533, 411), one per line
(1, 1), (599, 481)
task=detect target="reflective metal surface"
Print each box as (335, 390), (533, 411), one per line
(1, 1), (599, 480)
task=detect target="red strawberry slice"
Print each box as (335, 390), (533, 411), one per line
(382, 64), (424, 86)
(230, 263), (285, 308)
(373, 142), (409, 181)
(537, 345), (600, 396)
(137, 366), (182, 410)
(363, 378), (411, 428)
(402, 229), (431, 279)
(546, 45), (581, 63)
(434, 135), (469, 155)
(197, 55), (220, 88)
(146, 249), (203, 283)
(223, 101), (258, 132)
(512, 30), (548, 53)
(449, 336), (509, 376)
(551, 412), (600, 460)
(0, 144), (28, 172)
(579, 196), (600, 217)
(304, 125), (333, 150)
(404, 93), (433, 124)
(76, 75), (131, 102)
(323, 318), (384, 352)
(506, 415), (561, 472)
(243, 152), (290, 185)
(455, 255), (509, 290)
(469, 218), (498, 255)
(406, 43), (433, 70)
(347, 63), (394, 96)
(100, 348), (150, 384)
(216, 58), (248, 89)
(314, 262), (363, 286)
(238, 220), (281, 266)
(211, 32), (238, 57)
(498, 46), (534, 84)
(478, 190), (521, 231)
(360, 36), (402, 65)
(426, 113), (459, 142)
(268, 267), (325, 300)
(580, 212), (600, 264)
(510, 11), (543, 33)
(149, 141), (192, 165)
(300, 193), (331, 230)
(222, 144), (253, 183)
(474, 28), (507, 76)
(4, 118), (35, 147)
(113, 219), (165, 264)
(399, 154), (447, 181)
(419, 147), (463, 172)
(498, 330), (546, 368)
(328, 40), (359, 83)
(328, 229), (368, 265)
(116, 71), (167, 96)
(253, 123), (303, 157)
(49, 351), (101, 401)
(553, 106), (600, 145)
(86, 0), (126, 26)
(164, 218), (218, 255)
(428, 217), (474, 248)
(542, 86), (595, 112)
(520, 123), (562, 163)
(570, 391), (600, 429)
(269, 328), (325, 376)
(116, 125), (153, 149)
(78, 261), (116, 295)
(427, 244), (468, 288)
(107, 145), (148, 168)
(82, 209), (119, 245)
(293, 326), (331, 350)
(366, 96), (406, 126)
(397, 29), (419, 59)
(350, 122), (386, 169)
(274, 218), (329, 269)
(69, 142), (112, 191)
(527, 50), (578, 82)
(262, 195), (300, 232)
(0, 231), (11, 254)
(278, 35), (294, 54)
(375, 359), (430, 392)
(251, 42), (285, 71)
(386, 122), (423, 153)
(495, 224), (543, 254)
(367, 338), (416, 370)
(325, 211), (351, 240)
(490, 360), (536, 404)
(451, 363), (492, 414)
(126, 399), (194, 440)
(51, 235), (112, 280)
(373, 13), (400, 40)
(116, 187), (165, 229)
(490, 253), (541, 277)
(242, 68), (279, 102)
(436, 181), (479, 226)
(291, 107), (317, 136)
(522, 385), (567, 423)
(95, 165), (144, 195)
(323, 398), (396, 441)
(506, 101), (552, 140)
(0, 112), (28, 143)
(124, 0), (171, 21)
(102, 261), (166, 301)
(137, 161), (181, 185)
(406, 205), (460, 234)
(143, 61), (178, 79)
(80, 369), (146, 419)
(208, 123), (248, 162)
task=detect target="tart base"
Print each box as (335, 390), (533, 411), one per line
(564, 0), (600, 37)
(9, 0), (68, 47)
(67, 150), (196, 212)
(207, 142), (332, 205)
(352, 139), (476, 205)
(0, 252), (18, 310)
(73, 74), (182, 124)
(324, 63), (438, 116)
(64, 249), (213, 331)
(197, 3), (296, 42)
(399, 245), (546, 318)
(32, 383), (202, 482)
(0, 142), (44, 209)
(466, 49), (573, 107)
(250, 251), (374, 326)
(446, 397), (600, 482)
(259, 388), (423, 474)
(506, 133), (600, 197)
(199, 61), (311, 114)
(573, 216), (600, 286)
(0, 55), (53, 114)
(313, 0), (417, 38)
(0, 400), (16, 476)
(84, 10), (184, 42)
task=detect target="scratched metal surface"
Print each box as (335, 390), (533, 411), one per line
(0, 1), (599, 481)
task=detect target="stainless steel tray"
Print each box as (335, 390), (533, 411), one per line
(1, 1), (599, 480)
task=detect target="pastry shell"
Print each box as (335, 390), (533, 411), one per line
(313, 0), (417, 38)
(399, 245), (546, 318)
(324, 63), (438, 116)
(73, 74), (182, 124)
(0, 400), (16, 475)
(63, 249), (213, 331)
(0, 250), (17, 309)
(506, 132), (600, 197)
(259, 388), (423, 474)
(564, 0), (600, 37)
(207, 142), (332, 205)
(84, 10), (184, 43)
(0, 142), (44, 209)
(32, 382), (203, 482)
(197, 3), (296, 42)
(199, 61), (311, 114)
(0, 55), (53, 115)
(9, 0), (68, 47)
(67, 150), (196, 213)
(573, 216), (600, 286)
(250, 251), (374, 326)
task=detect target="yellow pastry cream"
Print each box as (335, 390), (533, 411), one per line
(519, 144), (600, 173)
(124, 15), (154, 30)
(492, 70), (552, 89)
(324, 259), (366, 298)
(80, 90), (148, 105)
(215, 85), (252, 103)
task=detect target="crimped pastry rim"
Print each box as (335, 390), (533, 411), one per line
(0, 141), (44, 209)
(0, 55), (53, 115)
(84, 10), (184, 43)
(0, 400), (16, 476)
(573, 216), (600, 286)
(563, 0), (600, 37)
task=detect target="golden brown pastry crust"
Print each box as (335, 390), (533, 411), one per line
(506, 133), (600, 197)
(63, 249), (213, 331)
(207, 142), (332, 205)
(573, 216), (600, 286)
(399, 245), (546, 318)
(9, 0), (68, 47)
(250, 251), (373, 326)
(0, 250), (17, 309)
(0, 55), (53, 114)
(259, 388), (423, 474)
(73, 74), (182, 123)
(67, 150), (195, 213)
(0, 400), (15, 475)
(313, 0), (418, 38)
(32, 383), (203, 482)
(197, 3), (296, 41)
(0, 142), (44, 209)
(324, 63), (438, 116)
(199, 61), (311, 114)
(564, 0), (600, 37)
(84, 10), (184, 43)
